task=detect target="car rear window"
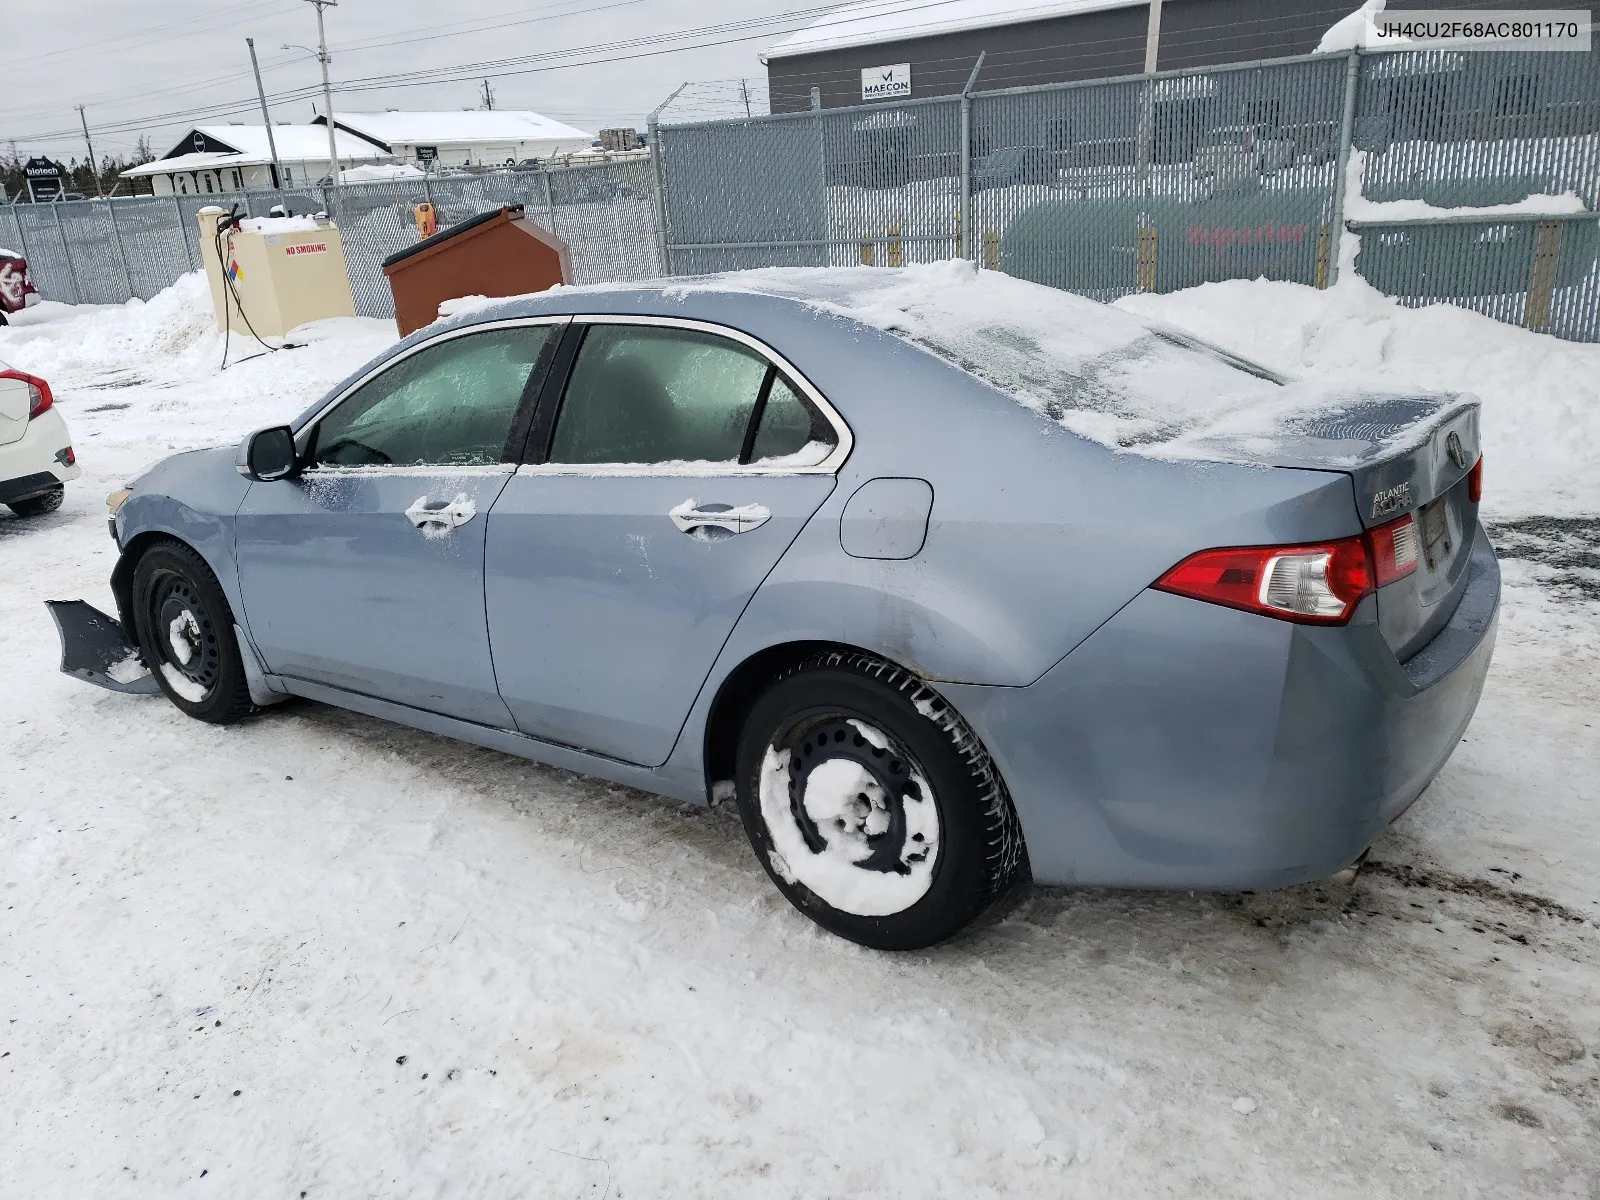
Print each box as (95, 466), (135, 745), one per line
(669, 263), (1293, 451)
(903, 317), (1287, 448)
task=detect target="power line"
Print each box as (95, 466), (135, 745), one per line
(4, 2), (861, 141)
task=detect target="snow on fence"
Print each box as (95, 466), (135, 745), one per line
(0, 157), (664, 320)
(653, 47), (1600, 341)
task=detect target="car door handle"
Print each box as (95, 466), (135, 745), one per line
(669, 498), (771, 536)
(405, 492), (476, 532)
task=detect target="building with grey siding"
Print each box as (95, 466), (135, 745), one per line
(762, 0), (1560, 113)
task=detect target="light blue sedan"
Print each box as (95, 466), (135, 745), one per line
(52, 269), (1497, 949)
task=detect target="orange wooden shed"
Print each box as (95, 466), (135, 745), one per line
(381, 204), (573, 336)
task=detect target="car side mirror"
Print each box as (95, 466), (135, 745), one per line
(236, 425), (300, 482)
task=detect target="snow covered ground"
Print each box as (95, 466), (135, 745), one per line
(2, 274), (1598, 1197)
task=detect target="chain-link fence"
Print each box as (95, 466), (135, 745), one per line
(655, 47), (1600, 341)
(0, 158), (663, 320)
(7, 55), (1600, 342)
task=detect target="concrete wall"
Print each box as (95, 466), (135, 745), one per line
(766, 0), (1555, 112)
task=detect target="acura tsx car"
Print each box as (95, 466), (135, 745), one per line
(50, 264), (1497, 950)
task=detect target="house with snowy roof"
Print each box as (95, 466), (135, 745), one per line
(311, 110), (595, 170)
(120, 125), (386, 196)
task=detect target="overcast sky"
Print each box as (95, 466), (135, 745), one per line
(3, 0), (835, 164)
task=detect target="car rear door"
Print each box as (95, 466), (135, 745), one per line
(484, 316), (849, 767)
(235, 318), (564, 726)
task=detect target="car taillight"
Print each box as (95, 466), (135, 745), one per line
(1468, 456), (1483, 504)
(1154, 512), (1420, 626)
(1367, 512), (1418, 588)
(0, 369), (52, 418)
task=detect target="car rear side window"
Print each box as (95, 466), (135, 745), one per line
(311, 325), (553, 468)
(749, 375), (835, 465)
(548, 325), (769, 465)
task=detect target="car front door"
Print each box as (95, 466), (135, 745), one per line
(235, 318), (564, 726)
(485, 317), (849, 766)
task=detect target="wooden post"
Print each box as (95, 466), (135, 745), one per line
(886, 223), (902, 267)
(982, 229), (999, 270)
(1136, 225), (1158, 292)
(860, 239), (875, 266)
(1524, 220), (1562, 333)
(1315, 222), (1332, 289)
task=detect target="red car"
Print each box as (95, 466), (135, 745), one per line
(0, 249), (40, 324)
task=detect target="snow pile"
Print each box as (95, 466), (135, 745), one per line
(1342, 151), (1592, 221)
(0, 270), (397, 481)
(669, 262), (1444, 455)
(239, 215), (325, 234)
(1349, 189), (1591, 221)
(1316, 0), (1408, 52)
(438, 289), (561, 321)
(1116, 277), (1600, 518)
(340, 163), (427, 184)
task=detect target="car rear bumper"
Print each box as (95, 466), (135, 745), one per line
(939, 521), (1500, 890)
(0, 407), (80, 498)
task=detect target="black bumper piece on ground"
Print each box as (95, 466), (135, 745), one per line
(45, 600), (162, 695)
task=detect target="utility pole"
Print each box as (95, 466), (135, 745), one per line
(305, 0), (340, 194)
(247, 38), (285, 189)
(1135, 0), (1164, 194)
(1144, 0), (1164, 74)
(481, 79), (496, 110)
(75, 105), (104, 197)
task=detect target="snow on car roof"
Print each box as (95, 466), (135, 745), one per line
(661, 262), (1310, 453)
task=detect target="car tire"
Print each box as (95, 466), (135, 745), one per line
(130, 541), (254, 725)
(734, 650), (1028, 950)
(7, 484), (63, 517)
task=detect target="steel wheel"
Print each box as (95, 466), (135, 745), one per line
(130, 540), (254, 724)
(735, 650), (1027, 950)
(761, 715), (942, 918)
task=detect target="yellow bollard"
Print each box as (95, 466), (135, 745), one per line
(1136, 226), (1158, 293)
(1525, 220), (1562, 333)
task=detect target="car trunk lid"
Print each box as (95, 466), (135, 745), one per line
(1182, 390), (1482, 659)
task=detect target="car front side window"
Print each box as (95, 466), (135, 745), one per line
(311, 325), (554, 468)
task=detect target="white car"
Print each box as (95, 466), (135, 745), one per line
(0, 358), (78, 517)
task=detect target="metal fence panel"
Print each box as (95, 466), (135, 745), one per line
(3, 158), (663, 321)
(978, 56), (1348, 299)
(111, 197), (194, 300)
(659, 113), (829, 273)
(11, 204), (80, 304)
(53, 201), (133, 305)
(657, 49), (1597, 341)
(545, 158), (664, 286)
(1352, 213), (1600, 341)
(1355, 48), (1600, 207)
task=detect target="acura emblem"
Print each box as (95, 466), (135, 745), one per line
(1446, 430), (1468, 469)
